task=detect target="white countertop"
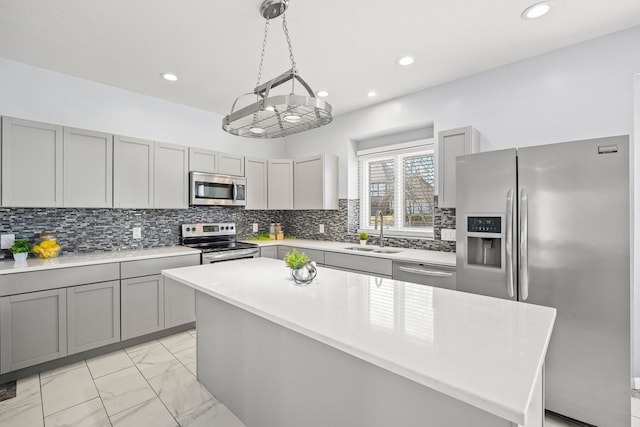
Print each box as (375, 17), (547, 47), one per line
(0, 246), (201, 275)
(163, 258), (556, 425)
(245, 238), (456, 266)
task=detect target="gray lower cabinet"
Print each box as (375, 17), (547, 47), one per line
(67, 281), (120, 355)
(324, 252), (393, 277)
(260, 246), (278, 259)
(277, 246), (324, 265)
(121, 275), (165, 340)
(0, 289), (67, 374)
(164, 276), (195, 328)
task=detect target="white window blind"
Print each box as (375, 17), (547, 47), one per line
(358, 139), (435, 237)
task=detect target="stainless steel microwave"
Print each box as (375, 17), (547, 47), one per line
(190, 172), (246, 207)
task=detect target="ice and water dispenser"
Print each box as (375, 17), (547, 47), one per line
(465, 216), (503, 268)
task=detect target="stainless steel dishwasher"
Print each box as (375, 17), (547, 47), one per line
(392, 261), (456, 290)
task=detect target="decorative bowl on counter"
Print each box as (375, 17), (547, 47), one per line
(32, 233), (62, 258)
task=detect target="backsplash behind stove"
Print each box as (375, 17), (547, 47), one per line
(0, 198), (455, 256)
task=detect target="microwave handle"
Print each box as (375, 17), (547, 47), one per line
(232, 183), (237, 201)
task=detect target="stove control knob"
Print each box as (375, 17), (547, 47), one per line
(230, 226), (234, 230)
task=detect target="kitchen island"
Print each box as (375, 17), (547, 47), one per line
(162, 258), (555, 427)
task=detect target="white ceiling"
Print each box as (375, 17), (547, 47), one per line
(1, 0), (640, 117)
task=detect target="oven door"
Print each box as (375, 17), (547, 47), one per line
(190, 172), (246, 207)
(202, 248), (259, 264)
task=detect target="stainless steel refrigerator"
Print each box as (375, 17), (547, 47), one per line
(455, 136), (630, 426)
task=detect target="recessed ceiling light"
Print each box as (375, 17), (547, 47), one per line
(521, 2), (551, 19)
(161, 73), (178, 82)
(397, 56), (414, 66)
(249, 127), (265, 134)
(316, 90), (329, 97)
(367, 91), (377, 97)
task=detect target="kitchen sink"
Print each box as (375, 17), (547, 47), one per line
(344, 246), (375, 252)
(372, 249), (402, 254)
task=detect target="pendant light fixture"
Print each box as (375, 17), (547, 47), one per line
(222, 0), (333, 139)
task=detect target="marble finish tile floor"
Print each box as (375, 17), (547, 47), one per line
(0, 327), (636, 426)
(0, 329), (245, 427)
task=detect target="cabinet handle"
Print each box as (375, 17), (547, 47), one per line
(397, 266), (453, 277)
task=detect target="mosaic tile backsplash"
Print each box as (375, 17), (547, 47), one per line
(0, 198), (455, 257)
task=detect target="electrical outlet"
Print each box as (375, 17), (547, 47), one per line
(441, 229), (456, 241)
(252, 223), (259, 233)
(319, 224), (325, 233)
(1, 234), (16, 249)
(132, 227), (142, 239)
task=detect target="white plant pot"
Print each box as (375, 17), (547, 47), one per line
(13, 252), (28, 261)
(359, 240), (367, 246)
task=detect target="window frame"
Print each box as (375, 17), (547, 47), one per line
(358, 139), (435, 239)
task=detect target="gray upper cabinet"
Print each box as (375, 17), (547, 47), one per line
(63, 127), (113, 208)
(189, 147), (217, 173)
(113, 135), (155, 209)
(245, 157), (268, 210)
(67, 280), (120, 354)
(268, 159), (294, 210)
(0, 288), (67, 373)
(437, 126), (479, 208)
(218, 152), (245, 177)
(294, 154), (338, 210)
(155, 142), (188, 209)
(1, 116), (63, 207)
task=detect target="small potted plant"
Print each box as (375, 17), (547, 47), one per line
(284, 249), (316, 285)
(11, 239), (31, 261)
(358, 232), (369, 246)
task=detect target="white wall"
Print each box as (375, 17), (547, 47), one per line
(0, 58), (286, 158)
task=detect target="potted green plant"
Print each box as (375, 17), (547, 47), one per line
(358, 232), (369, 246)
(11, 239), (31, 261)
(283, 249), (316, 285)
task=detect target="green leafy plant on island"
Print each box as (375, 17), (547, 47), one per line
(284, 249), (310, 269)
(11, 239), (31, 254)
(358, 232), (369, 241)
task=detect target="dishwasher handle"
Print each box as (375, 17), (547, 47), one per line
(397, 266), (453, 277)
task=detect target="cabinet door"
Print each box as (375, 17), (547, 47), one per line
(294, 155), (338, 210)
(121, 275), (164, 340)
(245, 157), (268, 210)
(155, 142), (188, 209)
(1, 116), (63, 207)
(189, 147), (217, 173)
(218, 152), (245, 176)
(437, 126), (479, 208)
(268, 159), (293, 210)
(67, 281), (120, 354)
(113, 135), (155, 208)
(63, 127), (113, 208)
(164, 276), (195, 328)
(0, 289), (67, 373)
(260, 246), (278, 259)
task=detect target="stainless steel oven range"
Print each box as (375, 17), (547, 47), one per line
(181, 223), (259, 264)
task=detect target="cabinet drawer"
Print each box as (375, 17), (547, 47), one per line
(277, 246), (325, 265)
(324, 252), (392, 277)
(0, 263), (120, 297)
(121, 254), (200, 279)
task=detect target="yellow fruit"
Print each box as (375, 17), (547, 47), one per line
(33, 245), (41, 253)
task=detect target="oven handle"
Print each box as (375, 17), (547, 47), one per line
(203, 248), (258, 263)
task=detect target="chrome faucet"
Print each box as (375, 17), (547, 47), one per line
(374, 210), (385, 248)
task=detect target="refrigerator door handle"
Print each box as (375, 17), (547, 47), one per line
(505, 189), (515, 298)
(519, 188), (529, 301)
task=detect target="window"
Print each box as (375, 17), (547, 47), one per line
(359, 140), (435, 236)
